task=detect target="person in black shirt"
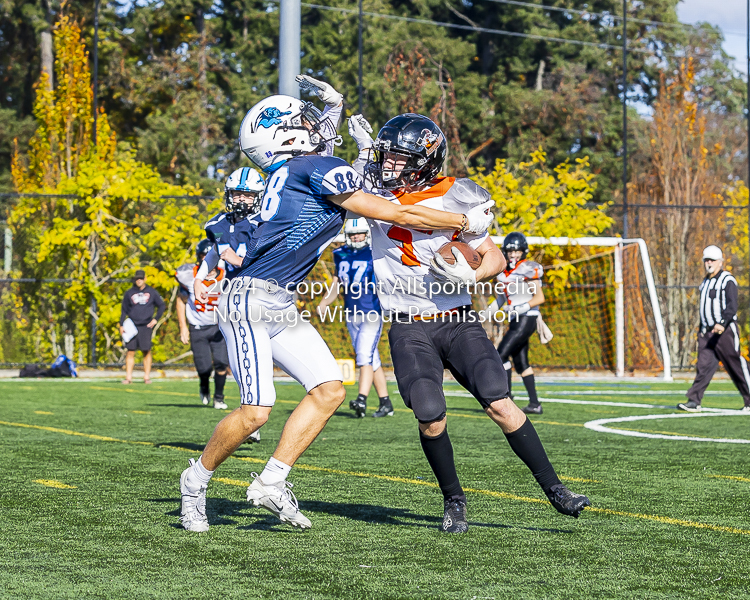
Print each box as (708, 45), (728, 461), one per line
(679, 245), (750, 412)
(119, 269), (166, 384)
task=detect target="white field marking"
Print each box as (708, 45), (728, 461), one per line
(405, 388), (733, 411)
(407, 389), (684, 410)
(584, 411), (750, 444)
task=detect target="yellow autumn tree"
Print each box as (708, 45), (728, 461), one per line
(5, 9), (221, 364)
(471, 149), (613, 286)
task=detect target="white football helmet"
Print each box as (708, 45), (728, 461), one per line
(239, 95), (333, 172)
(344, 218), (370, 249)
(224, 167), (265, 219)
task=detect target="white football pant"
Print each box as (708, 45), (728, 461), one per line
(217, 278), (343, 406)
(346, 311), (383, 370)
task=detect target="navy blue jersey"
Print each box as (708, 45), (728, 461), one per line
(235, 155), (361, 287)
(204, 212), (260, 280)
(333, 245), (381, 314)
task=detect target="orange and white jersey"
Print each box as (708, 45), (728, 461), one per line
(175, 263), (225, 327)
(496, 259), (543, 316)
(367, 177), (489, 315)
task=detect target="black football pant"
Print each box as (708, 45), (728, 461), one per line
(496, 315), (537, 374)
(686, 323), (750, 406)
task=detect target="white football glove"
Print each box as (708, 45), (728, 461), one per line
(509, 302), (531, 316)
(429, 248), (477, 286)
(463, 200), (495, 235)
(296, 74), (343, 108)
(347, 114), (374, 151)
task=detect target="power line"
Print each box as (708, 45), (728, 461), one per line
(283, 1), (716, 59)
(286, 1), (653, 54)
(487, 0), (747, 38)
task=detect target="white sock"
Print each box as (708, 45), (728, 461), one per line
(185, 455), (214, 491)
(259, 457), (292, 485)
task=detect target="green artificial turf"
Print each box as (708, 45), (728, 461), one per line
(2, 377), (750, 599)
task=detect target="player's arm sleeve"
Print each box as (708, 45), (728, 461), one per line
(320, 104), (344, 157)
(120, 292), (130, 325)
(195, 247), (220, 281)
(720, 279), (738, 325)
(154, 291), (166, 321)
(320, 162), (363, 196)
(352, 153), (368, 179)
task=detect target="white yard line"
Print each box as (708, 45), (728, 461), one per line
(584, 411), (750, 444)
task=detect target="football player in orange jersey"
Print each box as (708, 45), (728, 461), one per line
(489, 232), (547, 414)
(348, 113), (590, 532)
(176, 239), (230, 410)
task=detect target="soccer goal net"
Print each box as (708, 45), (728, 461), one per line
(484, 236), (672, 381)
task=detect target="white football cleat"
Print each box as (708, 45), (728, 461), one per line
(213, 397), (228, 410)
(741, 405), (750, 413)
(180, 458), (209, 532)
(246, 473), (311, 529)
(250, 429), (261, 443)
(200, 393), (210, 406)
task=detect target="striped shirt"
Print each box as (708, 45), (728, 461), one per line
(699, 270), (738, 331)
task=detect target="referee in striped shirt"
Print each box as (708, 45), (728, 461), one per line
(679, 245), (750, 412)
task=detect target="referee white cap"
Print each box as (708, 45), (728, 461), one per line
(702, 245), (723, 261)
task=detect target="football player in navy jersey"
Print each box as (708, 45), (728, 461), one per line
(317, 218), (392, 418)
(178, 79), (495, 533)
(197, 166), (265, 284)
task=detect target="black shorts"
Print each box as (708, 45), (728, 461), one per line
(388, 308), (509, 423)
(189, 324), (229, 374)
(126, 326), (153, 352)
(496, 315), (537, 373)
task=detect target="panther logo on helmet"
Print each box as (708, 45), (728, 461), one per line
(256, 107), (292, 129)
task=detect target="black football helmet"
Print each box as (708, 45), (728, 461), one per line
(368, 114), (447, 191)
(196, 239), (212, 264)
(501, 232), (529, 266)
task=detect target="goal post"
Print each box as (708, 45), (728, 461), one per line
(491, 236), (672, 381)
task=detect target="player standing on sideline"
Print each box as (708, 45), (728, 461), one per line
(679, 245), (750, 412)
(178, 79), (494, 533)
(316, 218), (393, 418)
(487, 232), (546, 414)
(175, 239), (230, 410)
(348, 112), (590, 533)
(119, 269), (165, 384)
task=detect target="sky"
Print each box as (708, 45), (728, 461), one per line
(677, 0), (747, 74)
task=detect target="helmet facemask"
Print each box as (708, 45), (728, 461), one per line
(273, 102), (341, 157)
(501, 234), (529, 269)
(368, 145), (426, 191)
(225, 189), (262, 220)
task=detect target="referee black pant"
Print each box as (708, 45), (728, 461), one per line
(686, 323), (750, 406)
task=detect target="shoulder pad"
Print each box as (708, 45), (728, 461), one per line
(321, 164), (363, 196)
(514, 261), (543, 280)
(442, 178), (491, 212)
(175, 264), (195, 288)
(513, 260), (544, 279)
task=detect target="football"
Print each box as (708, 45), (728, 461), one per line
(436, 241), (482, 269)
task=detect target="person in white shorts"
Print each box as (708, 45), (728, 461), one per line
(178, 78), (494, 533)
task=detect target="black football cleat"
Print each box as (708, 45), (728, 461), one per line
(522, 403), (543, 415)
(546, 484), (591, 518)
(349, 398), (367, 418)
(372, 401), (394, 418)
(677, 401), (702, 412)
(441, 499), (469, 533)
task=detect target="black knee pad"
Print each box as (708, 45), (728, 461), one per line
(406, 378), (448, 423)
